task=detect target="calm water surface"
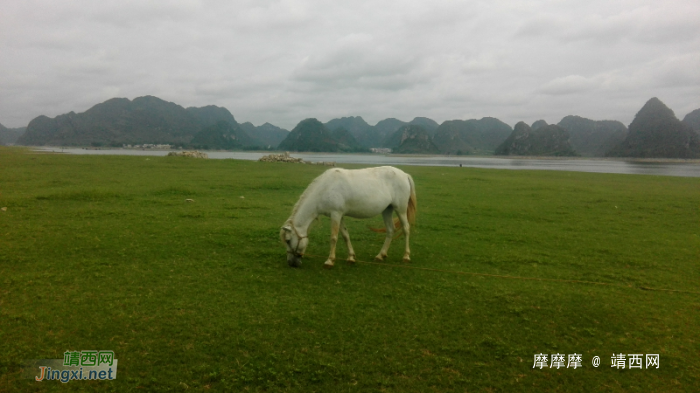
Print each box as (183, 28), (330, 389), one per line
(34, 147), (700, 178)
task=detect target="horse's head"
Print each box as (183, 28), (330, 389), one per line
(281, 224), (308, 267)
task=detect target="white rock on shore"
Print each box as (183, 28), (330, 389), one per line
(167, 151), (208, 158)
(258, 152), (335, 166)
(258, 151), (305, 163)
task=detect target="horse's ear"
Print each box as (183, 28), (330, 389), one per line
(282, 225), (292, 233)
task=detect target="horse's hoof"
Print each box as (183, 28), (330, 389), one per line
(346, 257), (356, 264)
(374, 255), (386, 262)
(324, 261), (335, 269)
(402, 257), (411, 263)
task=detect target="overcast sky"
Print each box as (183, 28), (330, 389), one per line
(1, 0), (699, 130)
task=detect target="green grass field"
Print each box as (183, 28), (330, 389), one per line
(1, 147), (698, 392)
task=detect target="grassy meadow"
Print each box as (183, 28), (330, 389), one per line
(0, 146), (698, 392)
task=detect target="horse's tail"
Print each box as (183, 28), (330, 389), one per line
(406, 174), (417, 226)
(370, 173), (416, 235)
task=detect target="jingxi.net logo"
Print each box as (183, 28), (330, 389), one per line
(28, 350), (118, 383)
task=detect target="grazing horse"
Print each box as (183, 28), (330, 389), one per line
(281, 166), (416, 268)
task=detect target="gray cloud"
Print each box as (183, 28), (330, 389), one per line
(539, 75), (597, 96)
(1, 0), (699, 130)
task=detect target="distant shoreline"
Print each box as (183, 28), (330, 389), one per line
(368, 152), (700, 164)
(22, 146), (700, 164)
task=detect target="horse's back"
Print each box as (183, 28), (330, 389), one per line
(316, 166), (411, 218)
(322, 166), (409, 193)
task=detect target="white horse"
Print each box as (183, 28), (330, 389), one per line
(281, 166), (417, 268)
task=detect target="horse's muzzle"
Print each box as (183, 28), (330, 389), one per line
(287, 254), (302, 268)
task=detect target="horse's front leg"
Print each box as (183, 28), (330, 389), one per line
(324, 213), (342, 268)
(375, 207), (394, 261)
(339, 217), (356, 263)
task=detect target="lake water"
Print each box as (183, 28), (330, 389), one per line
(33, 147), (700, 178)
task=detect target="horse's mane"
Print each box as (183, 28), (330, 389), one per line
(287, 170), (330, 222)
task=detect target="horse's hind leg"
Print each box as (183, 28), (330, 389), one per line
(375, 207), (394, 261)
(339, 218), (356, 263)
(325, 212), (342, 268)
(397, 210), (411, 263)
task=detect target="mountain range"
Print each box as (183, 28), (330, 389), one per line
(323, 116), (440, 149)
(6, 95), (700, 158)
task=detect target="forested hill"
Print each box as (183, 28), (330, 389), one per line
(277, 118), (340, 152)
(389, 125), (440, 154)
(495, 122), (578, 156)
(682, 108), (700, 134)
(0, 122), (25, 145)
(16, 96), (265, 148)
(557, 116), (627, 157)
(606, 97), (700, 158)
(239, 122), (289, 149)
(432, 117), (512, 155)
